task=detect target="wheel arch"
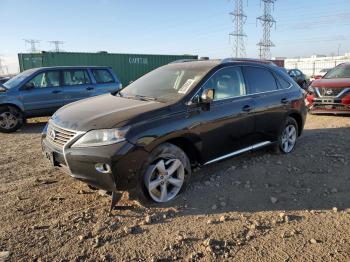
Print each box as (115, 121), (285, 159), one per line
(141, 133), (203, 167)
(0, 103), (25, 114)
(288, 112), (303, 136)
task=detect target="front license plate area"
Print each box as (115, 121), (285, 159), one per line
(44, 150), (55, 166)
(322, 99), (334, 103)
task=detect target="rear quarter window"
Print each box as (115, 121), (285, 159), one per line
(276, 75), (292, 89)
(91, 69), (115, 84)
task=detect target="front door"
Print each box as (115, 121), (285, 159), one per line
(20, 70), (64, 116)
(187, 66), (256, 163)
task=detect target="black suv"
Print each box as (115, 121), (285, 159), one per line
(42, 59), (307, 205)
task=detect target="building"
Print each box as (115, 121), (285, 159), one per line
(284, 53), (350, 77)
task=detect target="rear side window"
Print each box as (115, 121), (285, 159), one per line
(243, 67), (278, 94)
(63, 70), (90, 86)
(92, 69), (115, 84)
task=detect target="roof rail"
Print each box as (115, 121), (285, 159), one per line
(221, 57), (278, 66)
(169, 59), (198, 64)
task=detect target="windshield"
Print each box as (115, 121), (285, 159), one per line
(3, 69), (36, 89)
(119, 63), (213, 102)
(323, 64), (350, 79)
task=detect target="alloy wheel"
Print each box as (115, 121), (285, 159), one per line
(0, 111), (18, 130)
(144, 158), (185, 203)
(281, 124), (297, 153)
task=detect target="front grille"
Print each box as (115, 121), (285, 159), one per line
(317, 87), (347, 97)
(313, 104), (348, 110)
(46, 122), (77, 149)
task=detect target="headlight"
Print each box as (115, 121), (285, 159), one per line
(72, 127), (130, 148)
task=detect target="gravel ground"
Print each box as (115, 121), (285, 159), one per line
(0, 114), (350, 262)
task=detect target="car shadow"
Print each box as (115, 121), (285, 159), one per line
(165, 126), (350, 216)
(16, 121), (47, 134)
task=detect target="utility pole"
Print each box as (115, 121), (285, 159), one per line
(257, 0), (276, 59)
(230, 0), (247, 58)
(48, 40), (65, 52)
(23, 39), (41, 53)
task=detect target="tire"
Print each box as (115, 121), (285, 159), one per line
(132, 143), (191, 206)
(0, 106), (24, 133)
(274, 117), (298, 154)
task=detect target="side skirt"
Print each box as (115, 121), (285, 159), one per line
(204, 141), (272, 165)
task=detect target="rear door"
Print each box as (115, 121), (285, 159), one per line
(242, 66), (289, 143)
(20, 70), (63, 116)
(61, 69), (93, 104)
(187, 66), (256, 162)
(90, 68), (120, 95)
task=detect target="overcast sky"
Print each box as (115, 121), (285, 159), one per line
(1, 0), (350, 73)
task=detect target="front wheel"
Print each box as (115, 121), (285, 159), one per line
(276, 117), (298, 154)
(0, 106), (24, 133)
(134, 143), (191, 206)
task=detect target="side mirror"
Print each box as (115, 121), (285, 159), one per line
(24, 82), (35, 90)
(201, 88), (215, 103)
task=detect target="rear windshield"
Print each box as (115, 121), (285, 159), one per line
(3, 69), (36, 89)
(323, 64), (350, 79)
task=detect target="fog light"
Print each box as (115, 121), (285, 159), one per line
(95, 163), (112, 174)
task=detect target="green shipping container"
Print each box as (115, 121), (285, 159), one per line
(18, 52), (198, 86)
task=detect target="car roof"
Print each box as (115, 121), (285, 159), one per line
(168, 58), (283, 71)
(25, 66), (111, 73)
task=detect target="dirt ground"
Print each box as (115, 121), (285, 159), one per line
(0, 114), (350, 262)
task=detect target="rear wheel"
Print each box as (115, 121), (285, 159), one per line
(0, 106), (24, 133)
(275, 117), (298, 154)
(134, 143), (191, 206)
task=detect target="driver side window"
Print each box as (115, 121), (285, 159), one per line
(202, 67), (246, 100)
(27, 71), (60, 88)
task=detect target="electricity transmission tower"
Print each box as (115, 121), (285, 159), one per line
(49, 40), (65, 52)
(229, 0), (247, 58)
(23, 39), (41, 53)
(257, 0), (276, 59)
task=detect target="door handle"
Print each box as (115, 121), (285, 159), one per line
(52, 90), (61, 94)
(242, 105), (253, 112)
(281, 98), (289, 104)
(86, 87), (94, 90)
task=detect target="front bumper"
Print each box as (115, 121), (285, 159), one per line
(307, 96), (350, 114)
(41, 135), (150, 192)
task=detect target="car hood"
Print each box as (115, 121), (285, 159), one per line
(311, 78), (350, 88)
(51, 94), (166, 131)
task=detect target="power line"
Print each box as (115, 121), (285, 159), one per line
(48, 40), (65, 52)
(229, 0), (247, 58)
(23, 39), (41, 53)
(257, 0), (277, 59)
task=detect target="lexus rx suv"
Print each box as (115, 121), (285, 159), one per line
(0, 66), (121, 132)
(42, 59), (307, 205)
(306, 63), (350, 114)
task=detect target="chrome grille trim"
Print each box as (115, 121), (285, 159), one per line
(46, 122), (78, 150)
(316, 87), (350, 97)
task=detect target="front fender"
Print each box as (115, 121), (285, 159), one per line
(0, 95), (24, 112)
